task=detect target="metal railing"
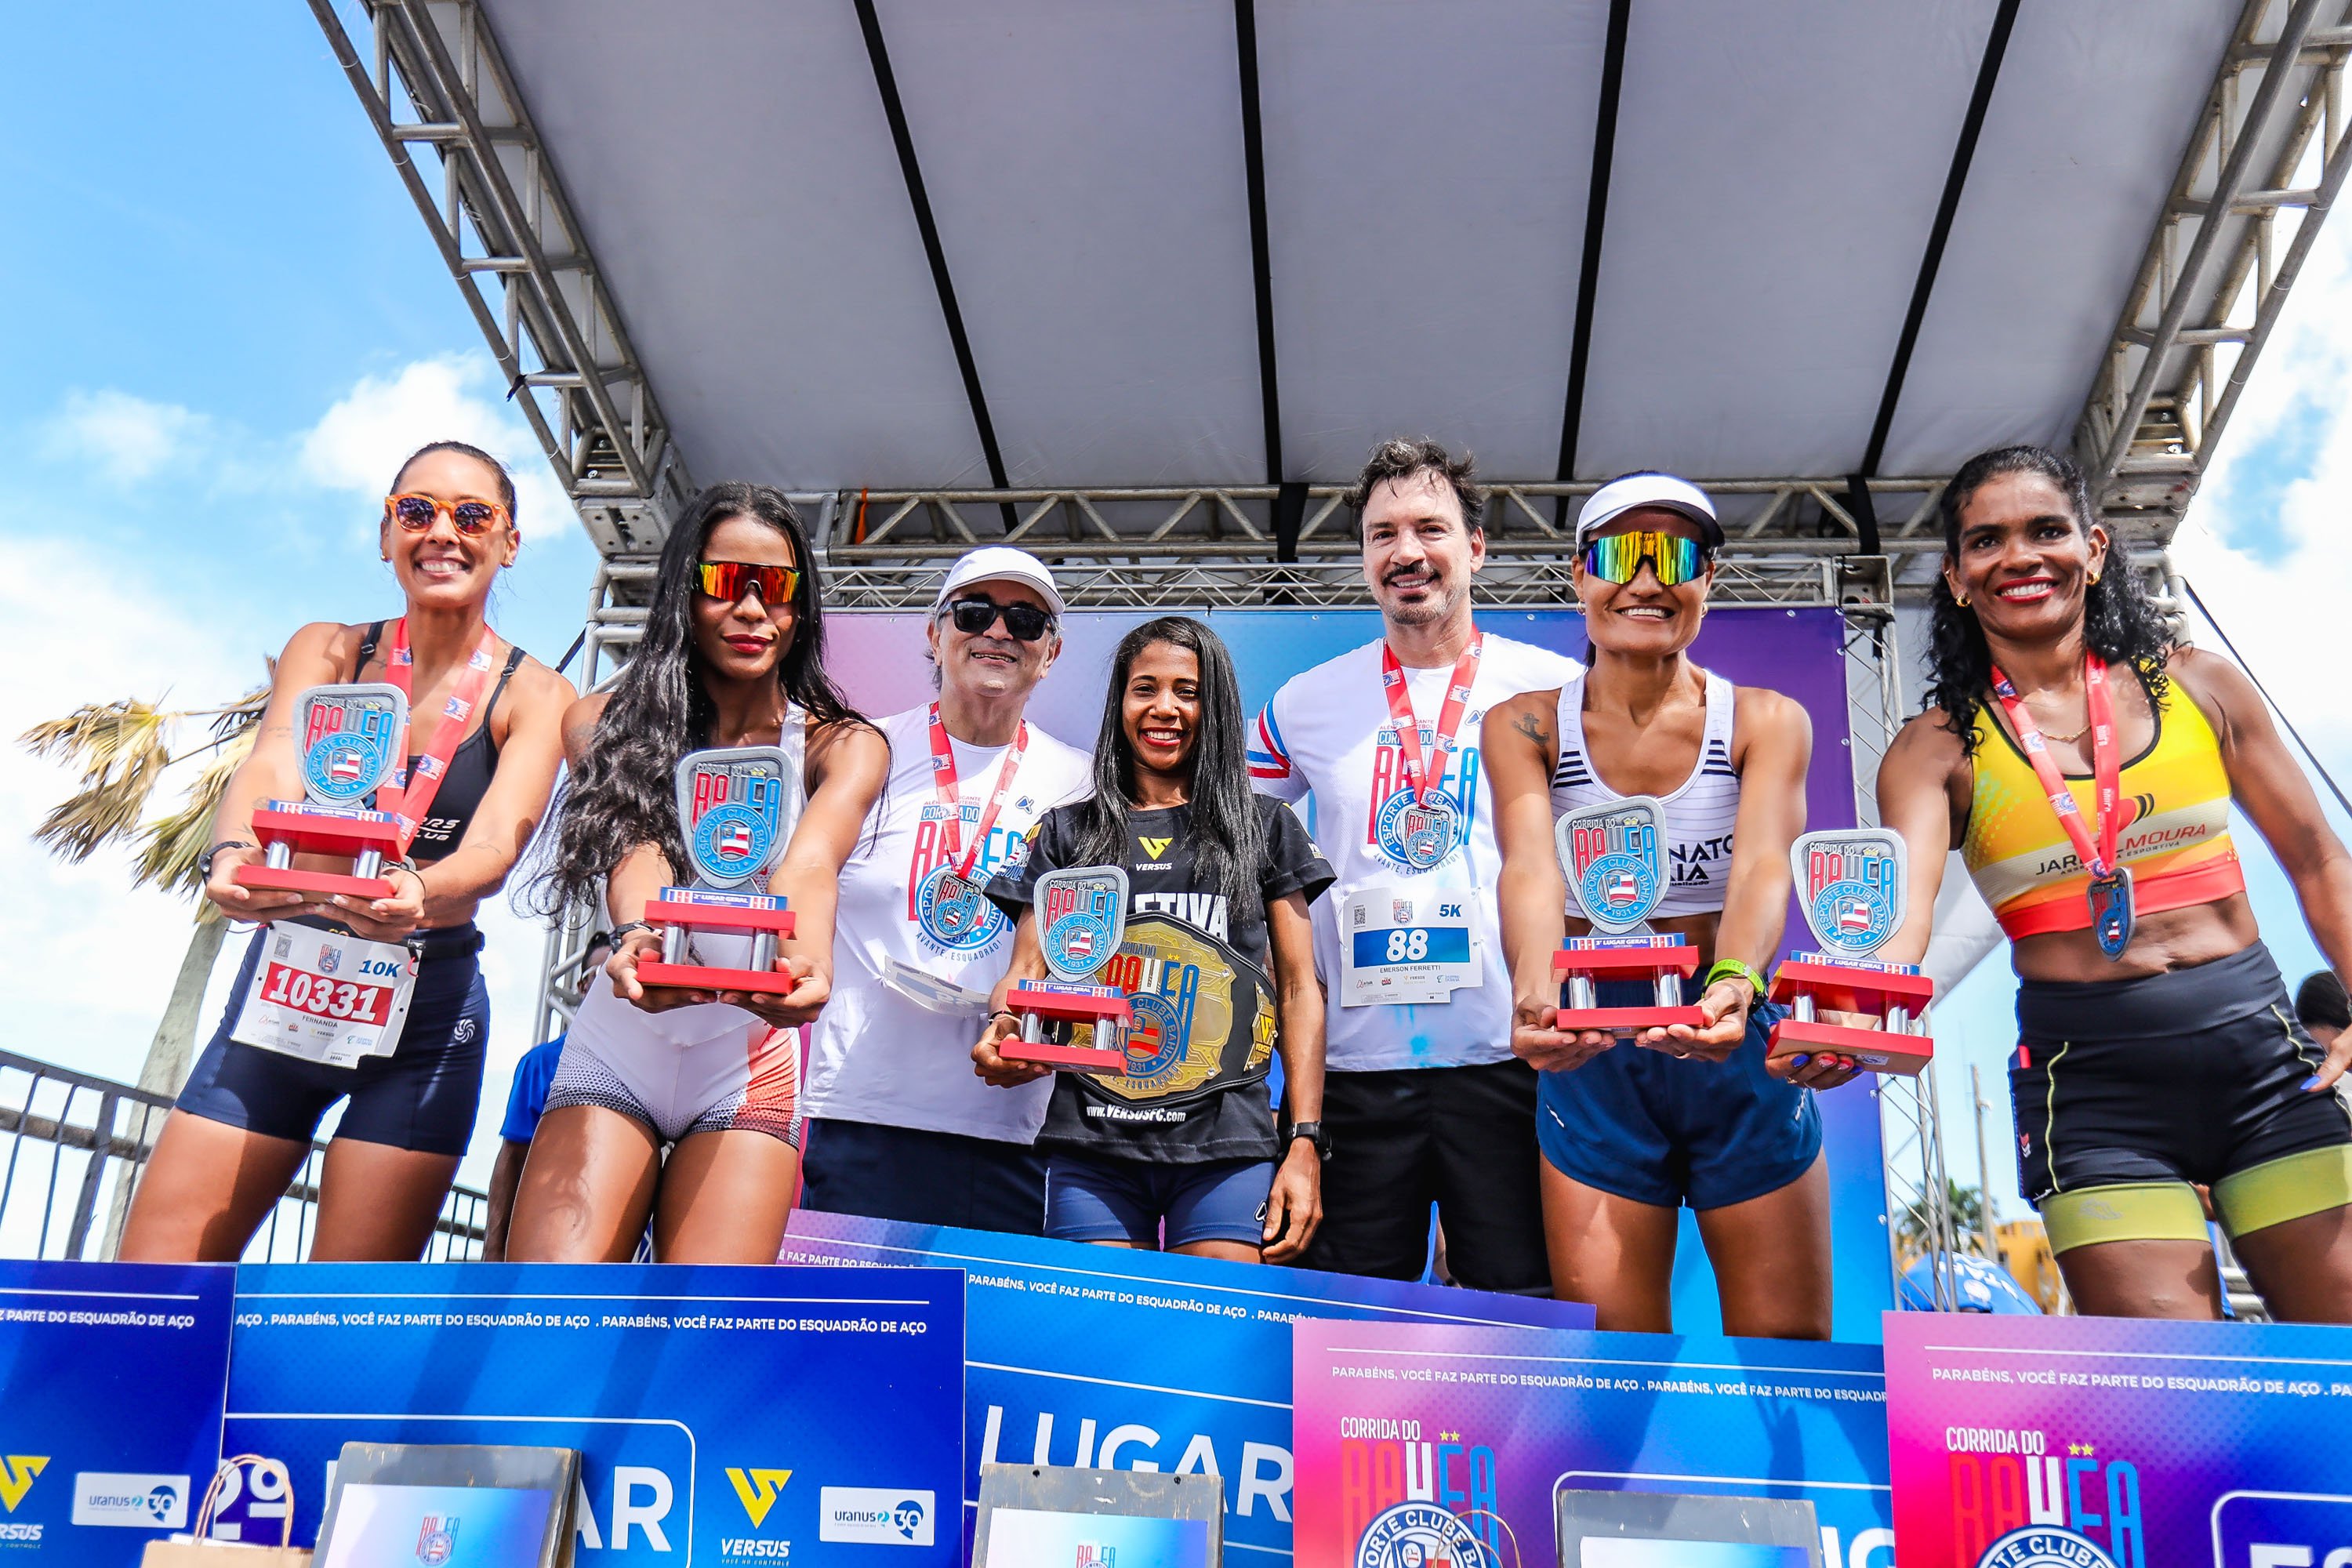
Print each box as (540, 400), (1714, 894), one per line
(0, 1051), (489, 1263)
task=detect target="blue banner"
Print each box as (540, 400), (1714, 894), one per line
(780, 1210), (1594, 1561)
(0, 1259), (234, 1562)
(222, 1262), (964, 1566)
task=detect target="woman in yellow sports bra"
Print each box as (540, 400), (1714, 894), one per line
(1877, 444), (2352, 1323)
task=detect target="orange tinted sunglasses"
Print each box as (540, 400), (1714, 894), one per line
(385, 492), (510, 537)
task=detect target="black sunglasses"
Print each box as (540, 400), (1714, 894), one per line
(946, 597), (1054, 643)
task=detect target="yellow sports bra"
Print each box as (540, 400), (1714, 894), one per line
(1962, 671), (2244, 939)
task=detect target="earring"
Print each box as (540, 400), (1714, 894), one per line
(1955, 591), (1969, 608)
(2088, 572), (2101, 586)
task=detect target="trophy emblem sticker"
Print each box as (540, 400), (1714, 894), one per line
(1558, 797), (1667, 934)
(677, 746), (793, 888)
(1798, 828), (1904, 960)
(634, 745), (803, 996)
(1038, 866), (1131, 981)
(294, 684), (407, 804)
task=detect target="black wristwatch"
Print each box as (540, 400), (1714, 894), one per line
(198, 840), (253, 880)
(1282, 1120), (1332, 1162)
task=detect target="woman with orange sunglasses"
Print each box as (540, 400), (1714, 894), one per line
(509, 482), (887, 1264)
(123, 440), (575, 1262)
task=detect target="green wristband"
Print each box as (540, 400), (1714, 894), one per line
(1703, 958), (1770, 999)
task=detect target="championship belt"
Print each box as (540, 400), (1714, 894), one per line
(1003, 866), (1136, 1076)
(1766, 829), (1935, 1076)
(1551, 796), (1704, 1039)
(635, 746), (801, 996)
(235, 684), (410, 902)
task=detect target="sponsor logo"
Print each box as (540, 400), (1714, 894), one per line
(1138, 836), (1173, 860)
(1077, 1547), (1116, 1566)
(0, 1457), (47, 1514)
(727, 1468), (793, 1529)
(1975, 1526), (2120, 1568)
(1352, 1498), (1493, 1567)
(718, 1540), (794, 1560)
(317, 946), (342, 975)
(72, 1473), (188, 1529)
(416, 1514), (458, 1566)
(819, 1487), (934, 1546)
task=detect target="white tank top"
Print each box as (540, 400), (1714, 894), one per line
(1550, 670), (1740, 919)
(571, 708), (811, 1051)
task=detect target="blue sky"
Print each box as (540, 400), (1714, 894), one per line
(7, 5), (2350, 1208)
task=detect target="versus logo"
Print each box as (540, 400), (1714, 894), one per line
(1138, 837), (1173, 860)
(727, 1468), (793, 1528)
(0, 1456), (47, 1512)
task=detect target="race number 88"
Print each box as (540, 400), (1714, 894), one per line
(1385, 928), (1432, 962)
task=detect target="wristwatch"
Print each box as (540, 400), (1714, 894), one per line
(198, 840), (254, 880)
(1282, 1120), (1332, 1162)
(608, 920), (659, 947)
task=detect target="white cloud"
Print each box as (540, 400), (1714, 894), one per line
(40, 390), (208, 482)
(298, 354), (571, 546)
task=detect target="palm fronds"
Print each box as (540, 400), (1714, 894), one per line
(20, 701), (172, 863)
(136, 728), (259, 921)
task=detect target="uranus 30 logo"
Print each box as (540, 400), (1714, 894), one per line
(73, 1472), (189, 1529)
(820, 1486), (934, 1546)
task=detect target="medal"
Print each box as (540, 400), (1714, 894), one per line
(1377, 633), (1482, 869)
(376, 618), (503, 855)
(919, 705), (1027, 945)
(1990, 654), (2135, 960)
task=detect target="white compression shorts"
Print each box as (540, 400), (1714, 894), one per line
(546, 975), (800, 1146)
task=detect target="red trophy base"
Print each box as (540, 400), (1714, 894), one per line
(1003, 981), (1134, 1076)
(636, 887), (798, 996)
(1766, 955), (1936, 1076)
(1552, 935), (1704, 1035)
(235, 802), (405, 901)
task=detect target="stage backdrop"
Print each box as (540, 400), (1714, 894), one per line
(824, 605), (1893, 1339)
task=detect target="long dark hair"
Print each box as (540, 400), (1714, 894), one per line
(1925, 445), (2173, 753)
(1073, 617), (1264, 922)
(533, 483), (867, 920)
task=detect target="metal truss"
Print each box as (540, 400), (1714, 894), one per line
(2080, 0), (2352, 538)
(309, 0), (691, 554)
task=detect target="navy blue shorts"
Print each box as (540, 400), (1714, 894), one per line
(1537, 978), (1820, 1211)
(800, 1118), (1049, 1236)
(176, 921), (488, 1157)
(1045, 1152), (1274, 1248)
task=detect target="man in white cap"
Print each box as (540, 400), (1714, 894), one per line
(1248, 439), (1581, 1290)
(800, 546), (1095, 1233)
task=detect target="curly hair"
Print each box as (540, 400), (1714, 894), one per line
(530, 483), (868, 921)
(1924, 444), (2173, 753)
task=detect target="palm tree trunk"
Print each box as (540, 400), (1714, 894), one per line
(100, 919), (227, 1258)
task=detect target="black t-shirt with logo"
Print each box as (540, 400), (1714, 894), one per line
(987, 795), (1334, 1162)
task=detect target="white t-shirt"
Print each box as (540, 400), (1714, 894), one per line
(1250, 630), (1581, 1072)
(803, 702), (1094, 1142)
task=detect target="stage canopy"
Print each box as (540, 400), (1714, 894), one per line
(316, 0), (2352, 568)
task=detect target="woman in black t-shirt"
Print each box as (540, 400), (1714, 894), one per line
(977, 616), (1334, 1261)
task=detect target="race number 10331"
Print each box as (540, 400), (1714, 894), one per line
(251, 961), (397, 1025)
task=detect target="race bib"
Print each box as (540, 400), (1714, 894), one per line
(230, 924), (419, 1068)
(1338, 885), (1479, 1007)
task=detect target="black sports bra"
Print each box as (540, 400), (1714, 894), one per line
(354, 621), (525, 864)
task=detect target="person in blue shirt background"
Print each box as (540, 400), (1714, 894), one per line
(481, 931), (608, 1259)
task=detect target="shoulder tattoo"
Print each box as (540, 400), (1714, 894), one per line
(1511, 708), (1552, 753)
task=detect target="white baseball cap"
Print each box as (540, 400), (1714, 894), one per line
(1574, 472), (1723, 550)
(931, 546), (1066, 620)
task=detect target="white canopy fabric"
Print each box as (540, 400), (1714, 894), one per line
(479, 0), (2234, 492)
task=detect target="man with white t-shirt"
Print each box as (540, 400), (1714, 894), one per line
(1250, 439), (1581, 1290)
(800, 546), (1094, 1234)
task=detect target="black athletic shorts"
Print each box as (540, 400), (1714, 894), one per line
(2012, 941), (2351, 1206)
(177, 920), (488, 1157)
(800, 1117), (1048, 1237)
(1296, 1058), (1550, 1294)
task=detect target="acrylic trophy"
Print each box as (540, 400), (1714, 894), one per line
(236, 684), (409, 902)
(1552, 796), (1704, 1037)
(1003, 866), (1136, 1075)
(1766, 828), (1934, 1075)
(634, 746), (800, 995)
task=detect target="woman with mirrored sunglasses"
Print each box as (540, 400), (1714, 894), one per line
(514, 482), (888, 1264)
(123, 440), (575, 1263)
(1484, 471), (1842, 1338)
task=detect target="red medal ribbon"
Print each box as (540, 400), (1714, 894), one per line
(376, 617), (501, 853)
(1380, 631), (1484, 805)
(927, 703), (1029, 883)
(1989, 652), (2124, 882)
